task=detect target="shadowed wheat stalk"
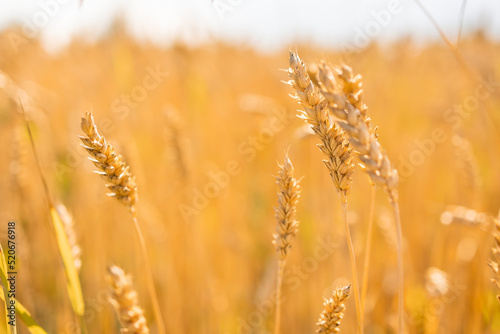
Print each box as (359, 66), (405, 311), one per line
(107, 265), (150, 334)
(316, 285), (351, 333)
(272, 153), (301, 334)
(80, 112), (165, 334)
(287, 51), (362, 333)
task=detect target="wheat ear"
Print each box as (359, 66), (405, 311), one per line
(288, 52), (354, 193)
(318, 63), (404, 333)
(272, 153), (301, 334)
(288, 51), (362, 333)
(56, 203), (82, 273)
(107, 265), (150, 334)
(80, 112), (165, 334)
(316, 285), (351, 333)
(489, 215), (500, 302)
(80, 112), (138, 210)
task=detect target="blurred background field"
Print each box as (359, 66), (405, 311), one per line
(1, 2), (500, 334)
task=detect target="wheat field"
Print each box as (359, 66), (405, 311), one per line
(0, 22), (500, 334)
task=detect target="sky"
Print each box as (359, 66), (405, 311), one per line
(0, 0), (499, 53)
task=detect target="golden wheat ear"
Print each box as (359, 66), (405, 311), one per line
(107, 265), (150, 334)
(317, 62), (399, 196)
(273, 153), (301, 261)
(316, 285), (351, 333)
(80, 112), (138, 211)
(272, 153), (301, 334)
(287, 51), (355, 194)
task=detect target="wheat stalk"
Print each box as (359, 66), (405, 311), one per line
(317, 62), (404, 333)
(316, 285), (351, 333)
(288, 51), (362, 333)
(80, 112), (165, 334)
(107, 265), (150, 334)
(272, 153), (301, 334)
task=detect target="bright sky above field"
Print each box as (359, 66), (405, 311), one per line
(0, 0), (499, 53)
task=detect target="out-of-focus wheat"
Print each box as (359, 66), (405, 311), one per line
(107, 265), (150, 334)
(272, 153), (301, 334)
(489, 215), (500, 302)
(56, 203), (82, 272)
(316, 285), (351, 333)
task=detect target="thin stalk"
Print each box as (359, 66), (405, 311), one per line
(274, 260), (286, 334)
(388, 191), (404, 334)
(131, 211), (166, 334)
(340, 191), (363, 334)
(413, 0), (484, 86)
(361, 185), (376, 312)
(456, 0), (468, 46)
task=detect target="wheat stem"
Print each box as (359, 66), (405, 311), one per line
(132, 211), (166, 334)
(340, 191), (363, 334)
(274, 260), (286, 334)
(389, 191), (404, 334)
(360, 185), (376, 312)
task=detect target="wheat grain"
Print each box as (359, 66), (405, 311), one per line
(107, 265), (150, 334)
(316, 285), (351, 333)
(80, 112), (138, 211)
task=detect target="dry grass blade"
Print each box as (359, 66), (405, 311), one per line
(80, 112), (138, 211)
(317, 285), (351, 333)
(107, 265), (150, 334)
(272, 153), (301, 334)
